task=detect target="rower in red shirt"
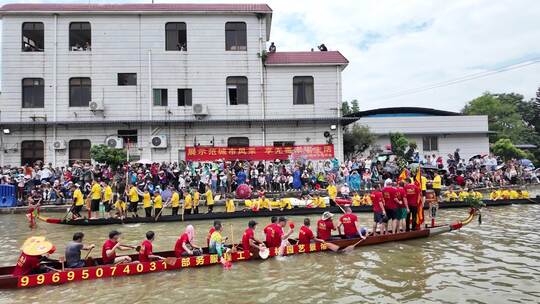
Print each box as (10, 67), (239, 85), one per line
(206, 220), (220, 247)
(382, 182), (399, 234)
(317, 211), (336, 241)
(274, 217), (294, 255)
(263, 216), (279, 247)
(139, 231), (164, 262)
(176, 225), (203, 257)
(404, 179), (421, 231)
(394, 182), (409, 233)
(12, 236), (56, 276)
(338, 206), (364, 239)
(370, 184), (386, 235)
(241, 220), (265, 255)
(298, 218), (324, 245)
(102, 230), (132, 264)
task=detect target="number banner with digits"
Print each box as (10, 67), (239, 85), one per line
(185, 144), (334, 162)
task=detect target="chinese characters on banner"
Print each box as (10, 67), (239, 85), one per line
(185, 144), (334, 162)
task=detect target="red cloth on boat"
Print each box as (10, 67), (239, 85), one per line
(339, 213), (358, 237)
(12, 253), (40, 276)
(174, 233), (190, 258)
(101, 239), (117, 264)
(138, 240), (153, 263)
(316, 218), (334, 241)
(298, 225), (314, 245)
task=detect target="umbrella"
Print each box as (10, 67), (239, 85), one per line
(132, 159), (153, 165)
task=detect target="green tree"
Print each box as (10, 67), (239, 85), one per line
(491, 138), (527, 161)
(90, 144), (127, 168)
(343, 124), (375, 159)
(341, 101), (351, 116)
(389, 132), (416, 169)
(350, 99), (360, 113)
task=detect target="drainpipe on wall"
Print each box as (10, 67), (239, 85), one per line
(258, 15), (266, 145)
(53, 14), (58, 166)
(336, 66), (342, 161)
(148, 50), (153, 161)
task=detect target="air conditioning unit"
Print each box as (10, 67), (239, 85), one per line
(89, 100), (104, 111)
(52, 139), (66, 150)
(192, 104), (208, 116)
(105, 136), (124, 149)
(150, 135), (168, 149)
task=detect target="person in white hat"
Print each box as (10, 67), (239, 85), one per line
(316, 211), (336, 241)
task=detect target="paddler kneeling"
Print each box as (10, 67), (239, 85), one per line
(101, 230), (133, 264)
(175, 225), (203, 257)
(13, 236), (56, 276)
(241, 220), (266, 257)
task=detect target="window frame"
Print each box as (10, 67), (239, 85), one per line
(20, 140), (44, 166)
(177, 88), (192, 107)
(225, 22), (247, 51)
(69, 77), (92, 107)
(226, 76), (248, 105)
(153, 88), (168, 106)
(21, 22), (44, 52)
(165, 22), (187, 51)
(22, 78), (45, 108)
(117, 73), (137, 86)
(227, 137), (250, 147)
(69, 139), (91, 165)
(69, 22), (92, 51)
(118, 129), (138, 144)
(293, 76), (315, 105)
(422, 136), (438, 151)
(273, 141), (295, 147)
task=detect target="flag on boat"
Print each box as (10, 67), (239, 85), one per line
(415, 167), (424, 225)
(398, 169), (407, 182)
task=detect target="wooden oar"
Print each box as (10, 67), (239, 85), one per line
(83, 247), (94, 260)
(341, 237), (367, 253)
(62, 205), (75, 221)
(42, 265), (61, 273)
(154, 203), (167, 221)
(230, 224), (237, 253)
(164, 257), (177, 266)
(323, 241), (340, 252)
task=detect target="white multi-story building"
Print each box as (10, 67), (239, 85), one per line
(0, 3), (350, 166)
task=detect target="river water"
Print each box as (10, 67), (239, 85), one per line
(0, 205), (539, 304)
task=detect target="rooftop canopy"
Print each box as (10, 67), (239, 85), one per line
(265, 51), (349, 67)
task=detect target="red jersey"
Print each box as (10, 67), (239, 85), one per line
(382, 186), (397, 209)
(316, 219), (335, 241)
(298, 225), (314, 245)
(404, 184), (420, 208)
(242, 228), (255, 251)
(370, 191), (384, 212)
(138, 240), (153, 263)
(266, 224), (284, 248)
(396, 187), (407, 208)
(12, 253), (41, 276)
(174, 233), (190, 258)
(206, 227), (215, 247)
(263, 223), (280, 247)
(339, 213), (359, 237)
(101, 239), (117, 264)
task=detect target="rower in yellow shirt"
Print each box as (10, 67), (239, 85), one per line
(182, 189), (192, 216)
(205, 186), (215, 213)
(225, 195), (235, 213)
(142, 189), (152, 217)
(490, 189), (501, 200)
(458, 189), (468, 201)
(193, 191), (200, 214)
(432, 172), (442, 199)
(518, 189), (529, 199)
(89, 180), (102, 219)
(473, 191), (483, 200)
(153, 191), (163, 217)
(170, 190), (180, 216)
(362, 192), (372, 206)
(326, 183), (337, 206)
(279, 196), (292, 210)
(311, 193), (326, 208)
(114, 196), (127, 219)
(70, 184), (84, 219)
(500, 189), (510, 200)
(102, 182), (113, 218)
(509, 189), (519, 199)
(127, 184), (140, 217)
(351, 192), (361, 206)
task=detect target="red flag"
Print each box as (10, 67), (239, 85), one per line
(398, 169), (407, 182)
(415, 166), (424, 225)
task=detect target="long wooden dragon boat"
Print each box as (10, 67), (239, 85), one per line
(1, 208), (479, 289)
(36, 198), (538, 226)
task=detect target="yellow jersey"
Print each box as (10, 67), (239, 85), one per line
(501, 190), (510, 199)
(458, 192), (468, 201)
(352, 195), (361, 206)
(445, 191), (458, 201)
(490, 191), (500, 200)
(153, 195), (163, 209)
(142, 192), (152, 208)
(280, 198), (292, 209)
(421, 176), (427, 191)
(73, 189), (84, 206)
(326, 185), (337, 199)
(129, 187), (139, 203)
(520, 191), (529, 199)
(225, 199), (235, 213)
(91, 183), (102, 200)
(184, 193), (192, 209)
(205, 190), (214, 206)
(509, 190), (519, 199)
(115, 200), (126, 211)
(103, 186), (113, 202)
(244, 199), (252, 208)
(362, 194), (372, 206)
(193, 192), (200, 206)
(432, 176), (441, 189)
(171, 192), (180, 208)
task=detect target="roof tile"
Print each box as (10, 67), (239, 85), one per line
(265, 51), (349, 66)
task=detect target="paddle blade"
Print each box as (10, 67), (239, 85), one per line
(324, 242), (340, 252)
(164, 257), (177, 266)
(341, 244), (356, 253)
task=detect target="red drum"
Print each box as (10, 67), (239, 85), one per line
(236, 184), (252, 199)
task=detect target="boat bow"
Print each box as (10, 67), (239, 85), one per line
(429, 208), (478, 236)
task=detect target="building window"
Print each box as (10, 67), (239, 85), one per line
(226, 76), (248, 105)
(118, 73), (137, 86)
(69, 78), (91, 107)
(228, 137), (249, 147)
(118, 130), (138, 144)
(178, 89), (192, 106)
(293, 76), (314, 105)
(69, 22), (91, 51)
(153, 89), (168, 106)
(22, 22), (44, 52)
(422, 136), (438, 151)
(225, 22), (247, 51)
(274, 141), (295, 147)
(20, 140), (44, 166)
(22, 78), (44, 108)
(69, 140), (91, 164)
(166, 22), (187, 51)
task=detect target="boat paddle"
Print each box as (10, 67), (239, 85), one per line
(230, 224), (237, 253)
(154, 203), (168, 221)
(62, 205), (75, 221)
(83, 247), (94, 259)
(341, 237), (367, 253)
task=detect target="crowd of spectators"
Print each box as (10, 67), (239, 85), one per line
(0, 149), (538, 206)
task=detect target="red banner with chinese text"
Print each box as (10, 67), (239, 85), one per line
(185, 144), (334, 161)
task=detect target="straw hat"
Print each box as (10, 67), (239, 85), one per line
(21, 236), (54, 256)
(322, 211), (334, 220)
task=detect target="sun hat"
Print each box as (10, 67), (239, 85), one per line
(322, 211), (334, 220)
(21, 236), (54, 256)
